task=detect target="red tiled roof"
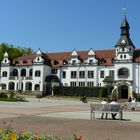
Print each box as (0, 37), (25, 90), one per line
(16, 49), (140, 67)
(12, 49), (116, 67)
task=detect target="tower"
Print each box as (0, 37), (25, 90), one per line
(114, 16), (135, 62)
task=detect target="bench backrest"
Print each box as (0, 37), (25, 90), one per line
(91, 103), (121, 112)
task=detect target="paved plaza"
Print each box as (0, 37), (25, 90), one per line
(0, 97), (140, 140)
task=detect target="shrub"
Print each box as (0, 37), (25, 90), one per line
(53, 86), (108, 97)
(0, 92), (8, 98)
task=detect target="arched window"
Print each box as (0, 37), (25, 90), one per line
(21, 69), (26, 76)
(120, 55), (123, 59)
(35, 70), (41, 77)
(13, 69), (18, 76)
(25, 82), (32, 90)
(9, 82), (15, 90)
(2, 71), (7, 77)
(34, 84), (40, 90)
(2, 84), (6, 90)
(118, 68), (129, 78)
(29, 69), (33, 76)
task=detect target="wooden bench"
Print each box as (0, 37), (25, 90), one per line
(90, 103), (123, 120)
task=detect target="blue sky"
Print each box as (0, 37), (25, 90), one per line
(0, 0), (140, 52)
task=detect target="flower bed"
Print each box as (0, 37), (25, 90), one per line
(0, 128), (83, 140)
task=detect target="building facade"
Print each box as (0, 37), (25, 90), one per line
(0, 16), (140, 99)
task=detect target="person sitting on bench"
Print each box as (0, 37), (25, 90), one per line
(110, 99), (118, 120)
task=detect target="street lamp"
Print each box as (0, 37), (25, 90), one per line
(51, 79), (55, 96)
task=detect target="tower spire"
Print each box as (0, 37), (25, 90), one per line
(121, 16), (129, 36)
(122, 7), (127, 16)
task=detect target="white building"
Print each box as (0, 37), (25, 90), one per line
(0, 16), (140, 99)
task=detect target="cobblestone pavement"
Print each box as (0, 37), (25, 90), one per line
(0, 98), (140, 140)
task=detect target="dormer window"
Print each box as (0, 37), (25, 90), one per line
(63, 60), (68, 65)
(72, 60), (76, 65)
(15, 61), (19, 64)
(89, 59), (93, 64)
(23, 60), (27, 64)
(122, 47), (125, 52)
(37, 57), (40, 61)
(5, 60), (7, 63)
(54, 60), (59, 65)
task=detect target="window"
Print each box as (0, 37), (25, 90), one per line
(35, 70), (41, 77)
(29, 69), (33, 76)
(63, 60), (68, 65)
(118, 68), (129, 78)
(100, 71), (104, 78)
(79, 71), (85, 78)
(89, 59), (93, 64)
(124, 55), (126, 58)
(79, 82), (85, 87)
(25, 82), (32, 90)
(87, 82), (94, 87)
(2, 71), (7, 77)
(21, 69), (26, 76)
(15, 61), (19, 64)
(88, 71), (94, 78)
(122, 47), (125, 52)
(2, 84), (6, 90)
(37, 57), (40, 61)
(34, 84), (40, 90)
(72, 60), (76, 65)
(9, 82), (15, 90)
(54, 60), (59, 65)
(109, 70), (114, 77)
(71, 71), (77, 78)
(23, 60), (27, 64)
(13, 69), (18, 76)
(70, 82), (77, 87)
(62, 71), (66, 78)
(51, 69), (58, 74)
(120, 55), (123, 59)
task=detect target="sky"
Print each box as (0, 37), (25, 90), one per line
(0, 0), (140, 53)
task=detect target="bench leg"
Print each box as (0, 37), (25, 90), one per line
(91, 111), (92, 119)
(119, 111), (123, 120)
(90, 111), (95, 119)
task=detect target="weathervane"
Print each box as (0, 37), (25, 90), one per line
(122, 7), (127, 16)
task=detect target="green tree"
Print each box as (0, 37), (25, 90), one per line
(0, 43), (33, 62)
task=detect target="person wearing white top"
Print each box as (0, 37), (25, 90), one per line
(101, 99), (108, 119)
(131, 97), (136, 111)
(110, 99), (118, 119)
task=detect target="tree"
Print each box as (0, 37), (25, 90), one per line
(0, 43), (33, 62)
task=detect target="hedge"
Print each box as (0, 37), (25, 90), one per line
(53, 86), (108, 97)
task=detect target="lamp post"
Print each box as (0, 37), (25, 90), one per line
(51, 79), (55, 96)
(38, 80), (41, 102)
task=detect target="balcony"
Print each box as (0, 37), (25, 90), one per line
(25, 76), (33, 80)
(9, 76), (16, 80)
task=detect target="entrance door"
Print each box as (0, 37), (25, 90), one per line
(119, 85), (128, 99)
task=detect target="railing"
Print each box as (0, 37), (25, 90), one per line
(9, 76), (16, 80)
(25, 76), (32, 80)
